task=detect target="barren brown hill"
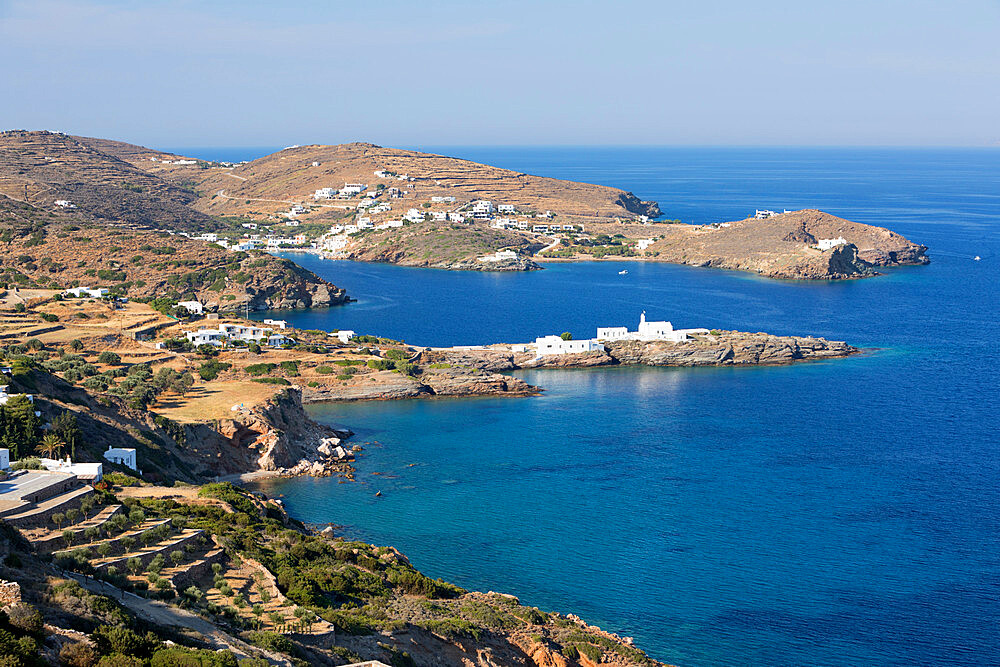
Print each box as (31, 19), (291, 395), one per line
(0, 195), (347, 309)
(636, 209), (928, 279)
(162, 142), (661, 220)
(0, 130), (212, 229)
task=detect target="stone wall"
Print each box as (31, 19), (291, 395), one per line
(0, 580), (21, 608)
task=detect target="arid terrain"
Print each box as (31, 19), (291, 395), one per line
(0, 130), (928, 280)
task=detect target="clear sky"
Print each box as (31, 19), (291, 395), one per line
(2, 0), (999, 147)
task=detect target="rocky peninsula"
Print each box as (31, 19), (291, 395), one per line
(420, 330), (858, 373)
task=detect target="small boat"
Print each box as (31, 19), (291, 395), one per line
(375, 490), (382, 497)
(618, 269), (628, 275)
(974, 256), (981, 261)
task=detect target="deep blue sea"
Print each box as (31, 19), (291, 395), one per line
(174, 146), (1000, 666)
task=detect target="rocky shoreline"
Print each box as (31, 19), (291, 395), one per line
(420, 330), (859, 373)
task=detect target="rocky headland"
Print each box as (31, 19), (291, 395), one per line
(421, 330), (859, 372)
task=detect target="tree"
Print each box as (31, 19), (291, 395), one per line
(560, 331), (573, 341)
(84, 526), (99, 542)
(52, 512), (66, 530)
(128, 508), (145, 525)
(35, 432), (65, 459)
(169, 550), (184, 566)
(79, 496), (94, 519)
(97, 350), (121, 365)
(69, 339), (84, 352)
(97, 543), (112, 558)
(63, 529), (75, 546)
(127, 557), (142, 575)
(51, 412), (81, 460)
(120, 536), (136, 552)
(197, 344), (219, 358)
(65, 508), (80, 525)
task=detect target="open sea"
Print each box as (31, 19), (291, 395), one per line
(172, 146), (1000, 666)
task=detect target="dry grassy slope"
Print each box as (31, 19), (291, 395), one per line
(345, 219), (541, 269)
(180, 142), (661, 220)
(644, 209), (927, 279)
(0, 210), (347, 309)
(0, 130), (212, 229)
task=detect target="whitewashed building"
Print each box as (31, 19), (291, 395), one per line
(340, 183), (367, 197)
(597, 312), (710, 343)
(0, 448), (9, 470)
(177, 300), (204, 315)
(263, 318), (287, 329)
(497, 204), (516, 214)
(186, 329), (226, 346)
(335, 330), (356, 344)
(64, 287), (109, 299)
(104, 447), (137, 471)
(478, 249), (519, 263)
(534, 336), (605, 356)
(815, 237), (848, 250)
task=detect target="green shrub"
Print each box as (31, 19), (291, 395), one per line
(315, 365), (334, 375)
(97, 351), (121, 365)
(244, 363), (274, 377)
(251, 377), (290, 386)
(39, 312), (59, 322)
(198, 360), (231, 381)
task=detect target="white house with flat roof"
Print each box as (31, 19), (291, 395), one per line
(177, 300), (203, 315)
(64, 287), (109, 299)
(497, 204), (516, 214)
(263, 319), (287, 329)
(104, 447), (137, 471)
(340, 183), (367, 197)
(534, 336), (605, 356)
(186, 329), (226, 347)
(39, 457), (103, 482)
(815, 237), (848, 251)
(478, 249), (519, 263)
(334, 330), (356, 344)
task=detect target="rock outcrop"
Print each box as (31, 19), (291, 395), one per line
(604, 331), (857, 366)
(425, 330), (858, 372)
(191, 389), (354, 476)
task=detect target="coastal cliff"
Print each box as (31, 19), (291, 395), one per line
(602, 331), (857, 366)
(640, 209), (928, 280)
(0, 199), (348, 310)
(421, 330), (858, 371)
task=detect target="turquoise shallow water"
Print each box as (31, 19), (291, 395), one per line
(239, 148), (1000, 666)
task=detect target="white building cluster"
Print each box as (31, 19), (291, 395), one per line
(532, 312), (710, 357)
(184, 323), (294, 348)
(754, 209), (793, 219)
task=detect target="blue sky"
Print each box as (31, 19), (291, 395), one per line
(1, 0), (998, 147)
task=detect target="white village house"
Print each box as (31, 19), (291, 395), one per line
(534, 335), (605, 356)
(334, 330), (356, 344)
(177, 300), (204, 315)
(104, 446), (138, 472)
(63, 287), (109, 299)
(815, 237), (848, 251)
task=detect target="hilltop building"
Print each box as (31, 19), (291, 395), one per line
(104, 447), (137, 472)
(815, 237), (848, 250)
